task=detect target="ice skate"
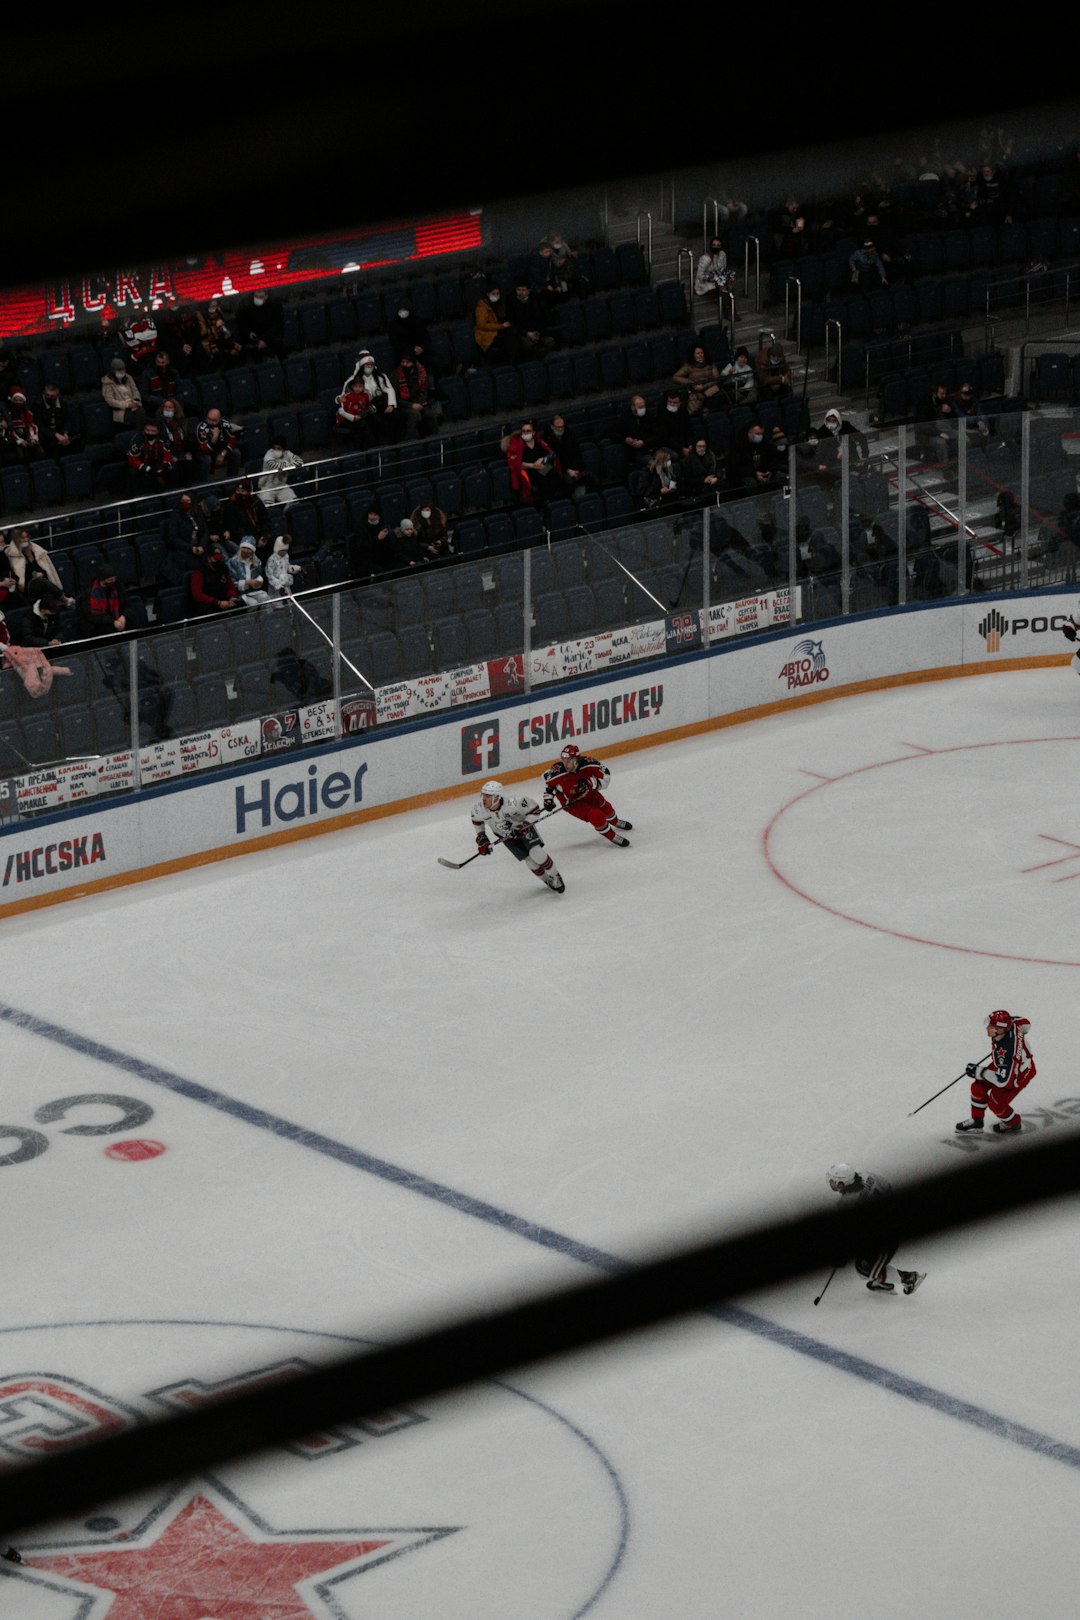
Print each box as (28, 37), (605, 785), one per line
(542, 871), (565, 893)
(604, 833), (631, 847)
(899, 1270), (926, 1295)
(955, 1117), (984, 1132)
(2, 1548), (23, 1565)
(992, 1117), (1022, 1133)
(866, 1276), (895, 1293)
(613, 818), (633, 831)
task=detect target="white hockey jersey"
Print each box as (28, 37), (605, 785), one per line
(472, 792), (542, 844)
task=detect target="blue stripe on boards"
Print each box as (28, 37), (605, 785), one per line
(4, 999), (1079, 1476)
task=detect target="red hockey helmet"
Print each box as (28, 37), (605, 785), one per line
(986, 1010), (1012, 1030)
(560, 744), (581, 762)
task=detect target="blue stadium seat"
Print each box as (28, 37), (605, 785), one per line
(377, 483), (408, 526)
(256, 360), (286, 408)
(284, 356), (314, 401)
(512, 507), (544, 545)
(545, 357), (573, 398)
(464, 610), (497, 659)
(268, 410), (300, 451)
(285, 499), (318, 552)
(454, 518), (487, 555)
(328, 299), (357, 342)
(572, 353), (599, 394)
(29, 461), (63, 510)
(297, 404), (329, 450)
(70, 343), (102, 392)
(435, 277), (465, 320)
(483, 513), (515, 551)
(59, 455), (94, 502)
(493, 367), (522, 412)
(1, 468), (31, 514)
(534, 592), (568, 643)
(554, 303), (585, 347)
(632, 289), (661, 329)
(616, 242), (648, 285)
(299, 302), (329, 348)
(399, 625), (433, 676)
(227, 368), (258, 414)
(434, 617), (468, 668)
(466, 371), (496, 416)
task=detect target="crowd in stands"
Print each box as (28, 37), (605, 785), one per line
(0, 127), (1078, 766)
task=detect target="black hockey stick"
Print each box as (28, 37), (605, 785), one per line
(908, 1053), (991, 1117)
(437, 806), (565, 870)
(813, 1266), (838, 1306)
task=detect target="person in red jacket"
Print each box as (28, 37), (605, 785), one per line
(188, 546), (239, 615)
(505, 421), (563, 505)
(956, 1010), (1035, 1134)
(542, 743), (632, 847)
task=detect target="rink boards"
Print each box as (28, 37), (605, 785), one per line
(0, 587), (1074, 917)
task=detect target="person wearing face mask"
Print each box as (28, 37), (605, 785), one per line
(196, 298), (243, 367)
(157, 297), (204, 378)
(394, 353), (440, 439)
(164, 493), (210, 583)
(474, 284), (520, 366)
(341, 349), (398, 441)
(732, 423), (783, 493)
(507, 281), (554, 353)
(641, 447), (681, 509)
(410, 502), (452, 560)
(259, 437), (304, 506)
(659, 389), (695, 456)
(240, 288), (285, 361)
(754, 341), (792, 403)
(505, 421), (562, 506)
(121, 310), (159, 364)
(158, 398), (194, 473)
(616, 393), (661, 465)
(543, 414), (589, 490)
(102, 357), (145, 429)
(386, 303), (431, 364)
(694, 238), (735, 308)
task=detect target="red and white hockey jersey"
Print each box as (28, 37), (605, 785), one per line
(543, 754), (610, 808)
(973, 1018), (1035, 1090)
(472, 792), (542, 845)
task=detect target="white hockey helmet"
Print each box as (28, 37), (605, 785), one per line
(480, 780), (504, 806)
(826, 1163), (858, 1192)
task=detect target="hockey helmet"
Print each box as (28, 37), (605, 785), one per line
(560, 743), (581, 762)
(986, 1010), (1012, 1030)
(826, 1163), (858, 1192)
(480, 780), (504, 806)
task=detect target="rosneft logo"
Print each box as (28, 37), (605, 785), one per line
(979, 608), (1008, 653)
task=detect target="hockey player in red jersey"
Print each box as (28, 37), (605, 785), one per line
(956, 1010), (1035, 1133)
(826, 1165), (925, 1295)
(472, 781), (565, 893)
(542, 744), (631, 847)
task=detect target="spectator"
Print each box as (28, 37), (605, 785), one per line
(267, 534), (301, 597)
(352, 505), (395, 576)
(227, 479), (271, 553)
(36, 384), (81, 456)
(410, 502), (452, 560)
(188, 545), (239, 614)
(975, 162), (1012, 226)
(815, 407), (869, 467)
(195, 408), (243, 479)
(21, 591), (65, 648)
(386, 302), (432, 365)
(849, 239), (888, 288)
(127, 420), (175, 490)
(541, 232), (586, 294)
(197, 299), (243, 367)
(5, 390), (43, 462)
(473, 284), (520, 365)
(4, 528), (72, 606)
(76, 566), (127, 638)
(2, 637), (72, 699)
(710, 194), (748, 228)
(531, 241), (578, 307)
(164, 493), (210, 583)
(341, 350), (397, 441)
(672, 343), (723, 417)
(544, 414), (589, 490)
(394, 354), (441, 439)
(640, 447), (680, 509)
(732, 423), (783, 493)
(334, 384), (377, 450)
(507, 281), (555, 354)
(683, 435), (722, 495)
(102, 357), (145, 429)
(158, 398), (194, 476)
(259, 438), (304, 506)
(505, 421), (563, 506)
(94, 314), (126, 372)
(719, 346), (756, 406)
(755, 341), (792, 403)
(951, 381), (991, 440)
(157, 297), (203, 377)
(204, 496), (239, 556)
(863, 211), (912, 289)
(694, 238), (735, 309)
(393, 516), (424, 566)
(658, 388), (696, 456)
(239, 289), (285, 361)
(616, 392), (661, 465)
(227, 537), (270, 605)
(140, 349), (182, 410)
(773, 197), (810, 257)
(0, 414), (17, 468)
(914, 383), (957, 461)
(120, 310), (158, 364)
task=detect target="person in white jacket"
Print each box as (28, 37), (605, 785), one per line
(266, 535), (301, 599)
(227, 538), (270, 606)
(259, 440), (304, 507)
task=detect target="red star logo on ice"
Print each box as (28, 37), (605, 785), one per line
(20, 1491), (411, 1618)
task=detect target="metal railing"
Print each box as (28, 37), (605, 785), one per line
(824, 317), (842, 389)
(635, 212), (653, 267)
(743, 237), (761, 313)
(784, 277), (802, 350)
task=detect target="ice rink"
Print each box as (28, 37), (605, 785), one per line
(1, 663), (1079, 1619)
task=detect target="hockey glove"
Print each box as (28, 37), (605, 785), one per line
(965, 1063), (980, 1078)
(543, 795), (556, 812)
(476, 838), (492, 856)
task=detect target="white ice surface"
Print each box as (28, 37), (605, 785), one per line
(1, 666), (1079, 1618)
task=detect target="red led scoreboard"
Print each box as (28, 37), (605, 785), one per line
(0, 209), (483, 342)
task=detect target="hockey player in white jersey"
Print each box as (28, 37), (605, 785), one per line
(471, 781), (565, 894)
(826, 1164), (925, 1295)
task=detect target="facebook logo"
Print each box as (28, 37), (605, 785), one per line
(461, 721), (500, 773)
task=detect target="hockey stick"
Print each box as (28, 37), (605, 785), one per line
(813, 1266), (838, 1306)
(437, 806), (565, 870)
(908, 1053), (991, 1117)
